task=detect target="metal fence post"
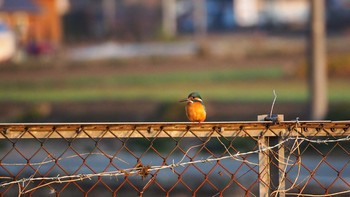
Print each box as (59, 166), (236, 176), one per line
(258, 115), (285, 197)
(259, 136), (270, 197)
(277, 136), (286, 197)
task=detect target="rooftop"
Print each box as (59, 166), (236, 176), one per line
(0, 0), (39, 12)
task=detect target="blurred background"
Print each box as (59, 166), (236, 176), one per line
(0, 0), (350, 123)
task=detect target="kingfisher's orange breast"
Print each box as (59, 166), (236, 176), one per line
(186, 102), (206, 123)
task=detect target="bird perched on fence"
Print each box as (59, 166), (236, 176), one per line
(179, 92), (206, 123)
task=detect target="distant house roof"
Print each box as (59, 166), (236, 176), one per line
(0, 0), (39, 12)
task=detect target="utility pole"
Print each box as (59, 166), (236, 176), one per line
(102, 0), (117, 36)
(193, 0), (207, 40)
(162, 0), (177, 38)
(308, 0), (327, 120)
(193, 0), (208, 56)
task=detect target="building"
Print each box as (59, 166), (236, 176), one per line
(0, 0), (68, 53)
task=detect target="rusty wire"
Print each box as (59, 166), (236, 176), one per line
(0, 121), (349, 196)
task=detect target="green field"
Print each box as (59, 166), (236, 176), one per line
(0, 64), (349, 103)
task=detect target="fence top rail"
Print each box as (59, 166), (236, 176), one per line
(0, 120), (342, 125)
(0, 121), (349, 139)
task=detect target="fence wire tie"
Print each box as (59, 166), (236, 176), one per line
(56, 175), (61, 183)
(316, 138), (328, 144)
(206, 155), (214, 162)
(324, 138), (329, 145)
(202, 157), (212, 164)
(170, 159), (175, 173)
(49, 188), (56, 194)
(79, 174), (85, 181)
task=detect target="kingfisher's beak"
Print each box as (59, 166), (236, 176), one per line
(179, 98), (189, 102)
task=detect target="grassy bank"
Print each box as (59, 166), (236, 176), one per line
(0, 64), (349, 103)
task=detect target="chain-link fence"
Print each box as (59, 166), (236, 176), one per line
(0, 120), (349, 196)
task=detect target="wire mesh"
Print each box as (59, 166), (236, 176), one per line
(0, 121), (349, 196)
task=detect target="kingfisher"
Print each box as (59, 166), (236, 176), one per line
(179, 92), (206, 123)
